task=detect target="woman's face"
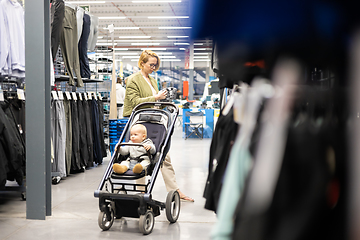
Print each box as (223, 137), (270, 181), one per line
(142, 56), (158, 75)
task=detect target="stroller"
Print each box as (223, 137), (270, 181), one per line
(94, 102), (180, 235)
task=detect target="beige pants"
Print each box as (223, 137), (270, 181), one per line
(161, 153), (179, 192)
(135, 153), (179, 192)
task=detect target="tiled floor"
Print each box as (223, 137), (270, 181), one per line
(0, 126), (217, 240)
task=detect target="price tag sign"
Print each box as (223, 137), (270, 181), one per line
(17, 89), (25, 100)
(57, 91), (64, 100)
(71, 92), (78, 101)
(65, 91), (72, 100)
(51, 91), (58, 100)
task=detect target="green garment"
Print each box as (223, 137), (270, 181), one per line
(123, 71), (159, 117)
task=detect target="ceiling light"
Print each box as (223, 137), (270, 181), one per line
(68, 1), (105, 4)
(159, 56), (175, 58)
(194, 43), (203, 46)
(194, 56), (209, 59)
(148, 16), (188, 19)
(98, 36), (104, 39)
(194, 53), (209, 55)
(131, 43), (160, 46)
(95, 43), (115, 46)
(194, 48), (207, 50)
(99, 17), (126, 20)
(159, 27), (191, 29)
(119, 36), (151, 38)
(113, 48), (129, 51)
(161, 59), (181, 62)
(194, 59), (211, 61)
(167, 36), (189, 38)
(122, 56), (141, 58)
(179, 48), (186, 50)
(156, 52), (172, 55)
(114, 52), (139, 55)
(104, 27), (140, 30)
(141, 48), (167, 51)
(174, 43), (189, 45)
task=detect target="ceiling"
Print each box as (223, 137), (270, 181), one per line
(65, 0), (213, 69)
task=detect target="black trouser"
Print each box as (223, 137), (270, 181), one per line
(71, 100), (81, 170)
(91, 99), (102, 164)
(84, 100), (94, 167)
(97, 100), (107, 158)
(77, 100), (89, 167)
(78, 13), (91, 79)
(51, 0), (65, 61)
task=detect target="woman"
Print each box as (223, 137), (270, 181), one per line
(123, 50), (194, 202)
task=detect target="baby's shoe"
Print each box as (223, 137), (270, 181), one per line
(113, 164), (128, 174)
(133, 163), (143, 174)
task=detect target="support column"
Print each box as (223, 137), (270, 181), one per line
(25, 0), (51, 219)
(188, 41), (194, 100)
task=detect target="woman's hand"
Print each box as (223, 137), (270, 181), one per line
(155, 89), (167, 100)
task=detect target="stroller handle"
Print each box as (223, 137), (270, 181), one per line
(133, 102), (179, 114)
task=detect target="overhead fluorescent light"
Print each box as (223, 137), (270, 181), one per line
(156, 52), (172, 55)
(174, 43), (189, 45)
(194, 56), (209, 59)
(114, 52), (139, 55)
(122, 56), (141, 58)
(104, 27), (140, 30)
(194, 53), (209, 55)
(159, 56), (176, 58)
(95, 43), (115, 46)
(194, 48), (206, 50)
(179, 48), (186, 50)
(117, 40), (179, 42)
(98, 36), (104, 39)
(68, 1), (105, 4)
(131, 43), (160, 46)
(194, 43), (203, 46)
(132, 1), (181, 3)
(141, 48), (167, 51)
(194, 59), (211, 61)
(99, 16), (126, 20)
(119, 36), (151, 38)
(148, 16), (188, 19)
(113, 48), (129, 51)
(159, 27), (191, 29)
(167, 36), (189, 38)
(161, 59), (181, 62)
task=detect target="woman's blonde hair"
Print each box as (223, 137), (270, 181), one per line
(138, 50), (160, 71)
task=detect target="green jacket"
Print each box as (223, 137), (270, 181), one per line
(123, 71), (159, 117)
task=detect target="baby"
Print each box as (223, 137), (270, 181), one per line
(113, 124), (156, 174)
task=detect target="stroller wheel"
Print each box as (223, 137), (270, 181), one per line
(165, 190), (180, 223)
(98, 208), (114, 231)
(139, 210), (155, 235)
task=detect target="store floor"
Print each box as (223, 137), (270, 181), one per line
(0, 126), (217, 240)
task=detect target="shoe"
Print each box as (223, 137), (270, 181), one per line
(132, 163), (143, 174)
(113, 164), (128, 174)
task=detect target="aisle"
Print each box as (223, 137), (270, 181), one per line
(0, 126), (217, 240)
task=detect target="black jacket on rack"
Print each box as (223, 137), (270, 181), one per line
(203, 108), (239, 212)
(0, 101), (25, 188)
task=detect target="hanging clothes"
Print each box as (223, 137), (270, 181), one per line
(0, 0), (25, 78)
(50, 0), (65, 62)
(0, 100), (25, 188)
(60, 5), (83, 87)
(203, 108), (239, 212)
(78, 13), (91, 79)
(77, 99), (89, 167)
(91, 98), (102, 164)
(84, 98), (94, 167)
(87, 15), (98, 52)
(70, 99), (81, 171)
(51, 99), (67, 178)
